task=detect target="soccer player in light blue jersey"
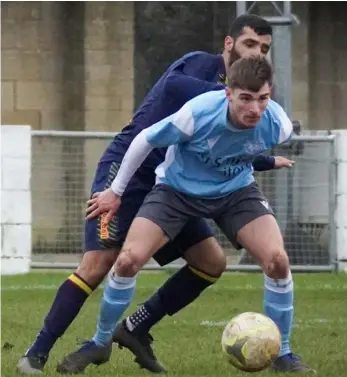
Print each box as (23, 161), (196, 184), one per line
(85, 56), (314, 373)
(19, 16), (305, 376)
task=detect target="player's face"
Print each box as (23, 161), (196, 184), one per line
(224, 27), (272, 67)
(225, 83), (272, 128)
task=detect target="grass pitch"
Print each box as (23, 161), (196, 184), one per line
(1, 272), (346, 377)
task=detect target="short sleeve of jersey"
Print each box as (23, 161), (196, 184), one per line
(144, 102), (195, 148)
(144, 90), (226, 149)
(267, 100), (293, 144)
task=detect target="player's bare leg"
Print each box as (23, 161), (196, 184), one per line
(17, 250), (116, 374)
(58, 217), (169, 374)
(237, 214), (315, 373)
(113, 237), (226, 373)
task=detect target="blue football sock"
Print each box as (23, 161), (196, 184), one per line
(92, 271), (136, 347)
(263, 272), (294, 357)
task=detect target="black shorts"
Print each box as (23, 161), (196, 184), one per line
(84, 162), (215, 266)
(136, 182), (274, 250)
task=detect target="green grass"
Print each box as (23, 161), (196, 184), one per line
(1, 272), (346, 377)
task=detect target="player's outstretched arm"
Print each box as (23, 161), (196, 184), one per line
(86, 103), (195, 222)
(252, 155), (295, 171)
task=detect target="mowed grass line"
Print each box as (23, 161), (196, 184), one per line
(1, 272), (346, 377)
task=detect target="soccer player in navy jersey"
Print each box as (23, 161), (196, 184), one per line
(83, 57), (314, 374)
(18, 15), (309, 375)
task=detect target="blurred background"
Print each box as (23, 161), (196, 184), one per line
(1, 1), (346, 271)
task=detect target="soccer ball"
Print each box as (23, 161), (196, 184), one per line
(221, 312), (281, 372)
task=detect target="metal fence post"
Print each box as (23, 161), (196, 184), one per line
(328, 136), (338, 270)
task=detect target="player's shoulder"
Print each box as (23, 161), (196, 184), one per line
(176, 51), (221, 67)
(263, 99), (293, 143)
(190, 89), (226, 111)
(187, 90), (227, 129)
(263, 100), (288, 122)
(182, 51), (219, 60)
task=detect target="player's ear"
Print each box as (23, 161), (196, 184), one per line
(224, 36), (234, 52)
(225, 87), (232, 100)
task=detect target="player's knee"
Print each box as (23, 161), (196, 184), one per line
(76, 250), (117, 288)
(115, 245), (142, 277)
(191, 252), (226, 278)
(263, 248), (289, 279)
(184, 238), (226, 278)
(184, 249), (226, 278)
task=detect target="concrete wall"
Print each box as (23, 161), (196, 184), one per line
(291, 2), (310, 127)
(1, 126), (31, 275)
(286, 2), (347, 130)
(1, 2), (64, 130)
(309, 2), (347, 130)
(1, 1), (134, 132)
(2, 1), (347, 132)
(83, 2), (134, 198)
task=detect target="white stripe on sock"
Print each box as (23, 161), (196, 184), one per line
(108, 272), (137, 290)
(264, 272), (293, 293)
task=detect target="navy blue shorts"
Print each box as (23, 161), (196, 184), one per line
(84, 162), (215, 266)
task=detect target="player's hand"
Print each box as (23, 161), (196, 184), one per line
(273, 156), (295, 169)
(85, 188), (121, 223)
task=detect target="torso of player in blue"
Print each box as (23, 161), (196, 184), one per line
(144, 90), (293, 198)
(100, 51), (225, 187)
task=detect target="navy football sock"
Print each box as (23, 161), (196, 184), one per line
(126, 264), (218, 334)
(25, 273), (93, 356)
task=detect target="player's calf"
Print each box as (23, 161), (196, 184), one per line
(184, 237), (226, 278)
(235, 214), (314, 370)
(17, 250), (115, 374)
(119, 262), (223, 373)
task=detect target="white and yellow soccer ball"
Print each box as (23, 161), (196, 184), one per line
(221, 312), (281, 372)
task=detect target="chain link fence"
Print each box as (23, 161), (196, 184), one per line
(31, 131), (336, 271)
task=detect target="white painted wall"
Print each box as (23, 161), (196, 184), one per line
(1, 125), (32, 275)
(332, 130), (347, 272)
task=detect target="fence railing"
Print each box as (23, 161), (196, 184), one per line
(30, 131), (337, 271)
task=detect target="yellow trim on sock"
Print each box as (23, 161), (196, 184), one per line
(68, 274), (92, 295)
(188, 266), (218, 283)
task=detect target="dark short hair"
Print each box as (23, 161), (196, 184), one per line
(227, 14), (272, 38)
(227, 56), (273, 92)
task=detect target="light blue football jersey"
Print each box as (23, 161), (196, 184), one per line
(144, 89), (293, 198)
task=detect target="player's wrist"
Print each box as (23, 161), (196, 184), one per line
(110, 180), (124, 197)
